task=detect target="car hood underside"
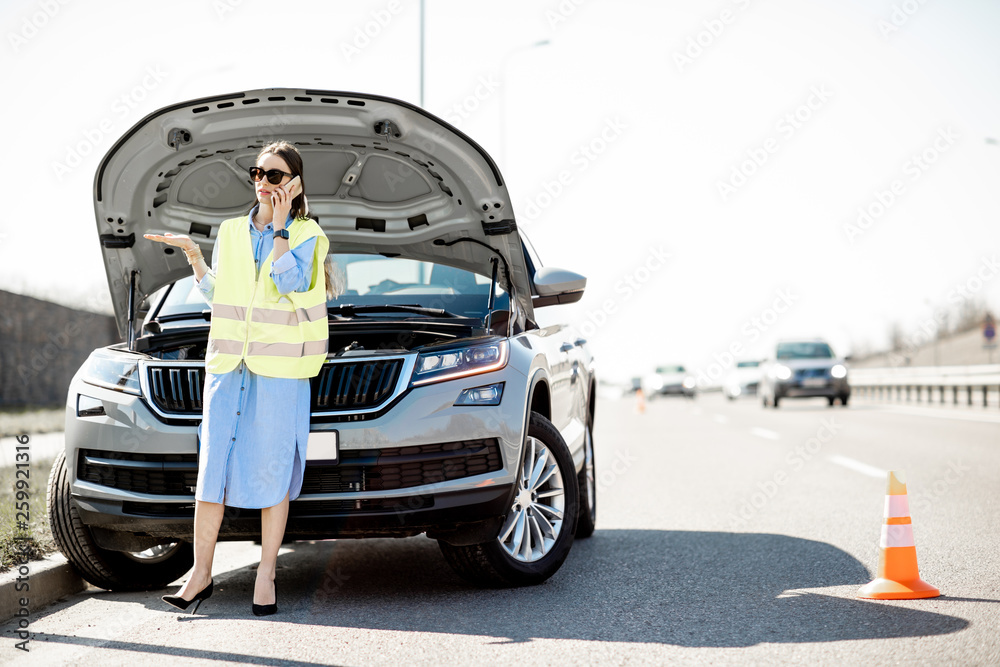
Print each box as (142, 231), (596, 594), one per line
(95, 88), (532, 337)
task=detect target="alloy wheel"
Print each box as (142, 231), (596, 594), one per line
(498, 436), (566, 562)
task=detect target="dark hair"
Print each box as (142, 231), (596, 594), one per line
(251, 140), (308, 220)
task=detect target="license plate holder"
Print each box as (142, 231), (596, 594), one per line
(307, 430), (339, 465)
(802, 378), (827, 388)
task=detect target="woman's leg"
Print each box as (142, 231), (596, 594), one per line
(175, 499), (225, 599)
(255, 491), (290, 605)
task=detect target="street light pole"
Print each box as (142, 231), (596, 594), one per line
(419, 0), (425, 107)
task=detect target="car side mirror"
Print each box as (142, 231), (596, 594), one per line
(532, 267), (586, 308)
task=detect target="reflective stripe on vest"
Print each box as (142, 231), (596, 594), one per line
(205, 216), (330, 378)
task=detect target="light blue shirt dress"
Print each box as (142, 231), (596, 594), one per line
(194, 206), (320, 509)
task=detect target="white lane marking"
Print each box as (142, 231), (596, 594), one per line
(713, 414), (730, 424)
(750, 427), (781, 440)
(828, 454), (886, 478)
(875, 404), (1000, 425)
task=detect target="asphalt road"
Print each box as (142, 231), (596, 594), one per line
(3, 393), (999, 665)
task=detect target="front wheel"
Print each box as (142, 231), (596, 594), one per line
(439, 412), (579, 587)
(47, 450), (194, 591)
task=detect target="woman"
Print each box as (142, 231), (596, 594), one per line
(144, 141), (329, 616)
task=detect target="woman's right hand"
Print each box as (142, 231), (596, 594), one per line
(143, 232), (196, 251)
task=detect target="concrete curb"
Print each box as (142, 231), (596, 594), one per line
(1, 552), (88, 623)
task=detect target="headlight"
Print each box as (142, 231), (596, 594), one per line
(682, 377), (696, 389)
(80, 349), (142, 395)
(412, 340), (508, 386)
(830, 364), (847, 379)
(774, 364), (793, 381)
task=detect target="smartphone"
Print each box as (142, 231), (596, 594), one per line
(283, 175), (302, 198)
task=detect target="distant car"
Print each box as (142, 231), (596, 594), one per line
(723, 360), (762, 400)
(759, 340), (850, 408)
(645, 365), (697, 398)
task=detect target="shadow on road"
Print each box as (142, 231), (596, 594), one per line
(210, 529), (969, 647)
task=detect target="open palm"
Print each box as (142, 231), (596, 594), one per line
(144, 232), (195, 250)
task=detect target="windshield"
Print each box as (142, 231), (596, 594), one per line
(156, 253), (508, 320)
(656, 365), (686, 374)
(736, 361), (761, 368)
(776, 342), (834, 360)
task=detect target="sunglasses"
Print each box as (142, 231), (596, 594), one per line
(248, 167), (293, 184)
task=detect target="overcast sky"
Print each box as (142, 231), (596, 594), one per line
(3, 0), (998, 381)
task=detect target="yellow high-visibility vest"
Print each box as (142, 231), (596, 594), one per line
(205, 216), (329, 378)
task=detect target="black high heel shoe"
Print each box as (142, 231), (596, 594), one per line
(162, 579), (214, 614)
(251, 582), (277, 616)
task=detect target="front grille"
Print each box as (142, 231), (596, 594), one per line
(145, 358), (406, 417)
(80, 439), (502, 496)
(78, 449), (199, 495)
(149, 366), (205, 413)
(311, 359), (403, 411)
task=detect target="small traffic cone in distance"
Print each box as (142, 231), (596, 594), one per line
(635, 388), (646, 414)
(858, 470), (940, 600)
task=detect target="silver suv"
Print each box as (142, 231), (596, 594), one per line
(48, 89), (597, 590)
(759, 339), (850, 408)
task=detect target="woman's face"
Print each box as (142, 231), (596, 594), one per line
(254, 153), (294, 204)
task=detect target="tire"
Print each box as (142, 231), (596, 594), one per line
(575, 421), (596, 539)
(772, 395), (780, 408)
(828, 396), (836, 407)
(439, 412), (579, 587)
(47, 450), (194, 591)
(840, 394), (850, 406)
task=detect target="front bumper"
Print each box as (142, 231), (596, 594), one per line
(775, 378), (850, 398)
(75, 483), (512, 549)
(65, 361), (526, 548)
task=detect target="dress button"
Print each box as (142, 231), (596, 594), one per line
(231, 437), (236, 442)
(237, 411), (241, 415)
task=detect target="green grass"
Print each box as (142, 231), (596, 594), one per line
(0, 455), (57, 573)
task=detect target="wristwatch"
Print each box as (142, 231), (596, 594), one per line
(273, 228), (289, 240)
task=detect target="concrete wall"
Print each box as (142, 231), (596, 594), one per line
(851, 327), (998, 369)
(0, 291), (120, 408)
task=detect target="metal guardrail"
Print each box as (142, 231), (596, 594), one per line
(849, 364), (1000, 408)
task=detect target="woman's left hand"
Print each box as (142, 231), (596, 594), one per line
(271, 183), (293, 229)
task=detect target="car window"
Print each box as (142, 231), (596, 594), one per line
(155, 253), (509, 320)
(656, 365), (686, 373)
(775, 342), (834, 360)
(736, 361), (761, 368)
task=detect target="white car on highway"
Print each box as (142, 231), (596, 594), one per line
(724, 360), (763, 400)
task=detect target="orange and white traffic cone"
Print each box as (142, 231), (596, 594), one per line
(635, 388), (646, 414)
(858, 470), (940, 600)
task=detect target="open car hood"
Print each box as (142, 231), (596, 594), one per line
(95, 88), (531, 338)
